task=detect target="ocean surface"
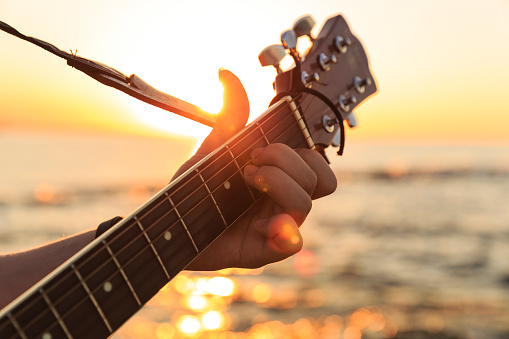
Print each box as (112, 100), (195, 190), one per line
(1, 132), (508, 339)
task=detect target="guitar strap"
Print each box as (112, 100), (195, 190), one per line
(0, 20), (217, 127)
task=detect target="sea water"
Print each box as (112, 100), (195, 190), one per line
(1, 132), (508, 338)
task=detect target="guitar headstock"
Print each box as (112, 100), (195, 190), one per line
(259, 14), (377, 156)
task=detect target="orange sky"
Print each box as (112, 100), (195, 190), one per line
(1, 0), (508, 144)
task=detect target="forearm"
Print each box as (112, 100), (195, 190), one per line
(0, 229), (95, 309)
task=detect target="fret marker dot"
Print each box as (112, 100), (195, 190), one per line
(42, 333), (52, 339)
(224, 181), (231, 190)
(164, 231), (172, 241)
(103, 281), (113, 293)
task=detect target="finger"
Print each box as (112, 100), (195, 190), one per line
(250, 144), (318, 196)
(244, 164), (312, 225)
(197, 69), (249, 155)
(294, 149), (337, 199)
(253, 214), (303, 256)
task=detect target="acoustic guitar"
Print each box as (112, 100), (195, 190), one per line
(0, 14), (377, 339)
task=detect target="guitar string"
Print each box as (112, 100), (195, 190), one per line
(4, 93), (317, 337)
(4, 89), (345, 338)
(4, 90), (344, 338)
(1, 24), (371, 334)
(24, 98), (314, 338)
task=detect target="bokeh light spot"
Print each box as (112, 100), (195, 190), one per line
(34, 182), (56, 203)
(252, 283), (271, 304)
(207, 277), (235, 297)
(293, 249), (320, 277)
(176, 315), (201, 336)
(201, 311), (224, 330)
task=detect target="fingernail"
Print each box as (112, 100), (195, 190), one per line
(244, 164), (259, 176)
(274, 227), (302, 250)
(250, 147), (264, 160)
(253, 218), (270, 230)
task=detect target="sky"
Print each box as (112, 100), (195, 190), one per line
(1, 0), (508, 144)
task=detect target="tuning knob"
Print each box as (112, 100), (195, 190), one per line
(338, 94), (357, 112)
(318, 53), (337, 71)
(332, 129), (341, 147)
(292, 15), (316, 40)
(280, 29), (299, 61)
(353, 76), (372, 94)
(346, 112), (358, 128)
(258, 44), (286, 73)
(331, 112), (358, 147)
(334, 36), (352, 54)
(301, 71), (319, 88)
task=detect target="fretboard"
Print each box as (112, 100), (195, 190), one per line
(0, 96), (313, 339)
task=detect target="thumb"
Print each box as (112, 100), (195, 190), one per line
(196, 68), (250, 155)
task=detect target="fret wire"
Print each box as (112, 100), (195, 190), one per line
(255, 121), (270, 145)
(103, 240), (142, 306)
(92, 100), (303, 272)
(6, 313), (28, 339)
(39, 288), (74, 339)
(95, 96), (303, 258)
(6, 103), (306, 339)
(71, 264), (113, 333)
(133, 216), (171, 280)
(138, 95), (303, 227)
(4, 96), (307, 334)
(82, 98), (303, 277)
(225, 144), (256, 202)
(134, 111), (285, 238)
(166, 193), (200, 253)
(195, 169), (228, 228)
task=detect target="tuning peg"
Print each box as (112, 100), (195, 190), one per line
(353, 76), (372, 94)
(292, 15), (316, 40)
(330, 113), (357, 148)
(346, 112), (358, 128)
(301, 71), (319, 88)
(334, 36), (352, 54)
(280, 29), (299, 62)
(318, 53), (337, 71)
(338, 94), (357, 112)
(332, 129), (341, 147)
(258, 44), (286, 73)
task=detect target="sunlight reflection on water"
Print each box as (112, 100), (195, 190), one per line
(2, 135), (509, 338)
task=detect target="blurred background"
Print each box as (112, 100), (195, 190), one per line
(1, 0), (508, 338)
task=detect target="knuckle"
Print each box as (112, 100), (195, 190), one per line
(303, 171), (318, 194)
(265, 143), (291, 156)
(301, 196), (313, 216)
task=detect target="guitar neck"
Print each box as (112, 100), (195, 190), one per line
(0, 96), (313, 339)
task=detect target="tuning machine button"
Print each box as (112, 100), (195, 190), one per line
(334, 36), (351, 54)
(258, 44), (286, 73)
(332, 129), (341, 147)
(346, 112), (358, 128)
(292, 15), (316, 40)
(301, 71), (319, 88)
(353, 76), (372, 94)
(330, 112), (357, 148)
(318, 53), (337, 71)
(280, 29), (300, 62)
(322, 115), (337, 133)
(338, 94), (357, 112)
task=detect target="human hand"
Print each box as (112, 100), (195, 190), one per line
(174, 69), (337, 270)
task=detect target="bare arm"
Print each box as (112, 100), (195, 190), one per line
(0, 230), (95, 308)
